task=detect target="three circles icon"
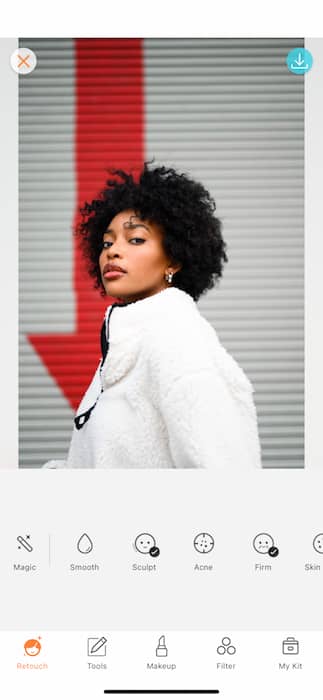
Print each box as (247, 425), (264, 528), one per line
(217, 636), (236, 655)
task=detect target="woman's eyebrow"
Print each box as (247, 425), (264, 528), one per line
(103, 220), (151, 235)
(123, 220), (150, 231)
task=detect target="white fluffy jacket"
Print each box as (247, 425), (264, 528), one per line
(48, 287), (262, 469)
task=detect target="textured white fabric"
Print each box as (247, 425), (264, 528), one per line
(45, 287), (262, 469)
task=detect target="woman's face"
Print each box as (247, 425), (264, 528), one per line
(99, 209), (179, 303)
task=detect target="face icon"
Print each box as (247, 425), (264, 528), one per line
(135, 533), (156, 554)
(194, 532), (214, 554)
(99, 210), (180, 303)
(313, 533), (323, 554)
(253, 533), (274, 554)
(24, 639), (41, 656)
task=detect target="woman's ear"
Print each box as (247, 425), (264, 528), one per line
(167, 261), (182, 275)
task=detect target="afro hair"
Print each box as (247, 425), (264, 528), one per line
(76, 162), (228, 301)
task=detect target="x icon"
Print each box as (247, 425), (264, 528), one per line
(10, 47), (37, 75)
(17, 53), (31, 69)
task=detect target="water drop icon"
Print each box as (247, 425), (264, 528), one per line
(77, 533), (93, 554)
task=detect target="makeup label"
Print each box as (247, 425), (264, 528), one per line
(147, 662), (177, 671)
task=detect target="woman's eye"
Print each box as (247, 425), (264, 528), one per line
(102, 241), (113, 249)
(129, 237), (145, 245)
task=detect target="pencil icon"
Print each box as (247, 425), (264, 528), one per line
(88, 637), (107, 656)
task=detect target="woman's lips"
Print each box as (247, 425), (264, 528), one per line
(103, 271), (126, 280)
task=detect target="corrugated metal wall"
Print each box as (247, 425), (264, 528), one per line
(19, 38), (304, 468)
(19, 39), (75, 467)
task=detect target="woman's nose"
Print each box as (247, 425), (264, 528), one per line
(106, 242), (121, 257)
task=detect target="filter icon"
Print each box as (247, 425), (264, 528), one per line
(156, 635), (168, 657)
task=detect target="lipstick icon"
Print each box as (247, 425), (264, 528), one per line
(156, 635), (168, 657)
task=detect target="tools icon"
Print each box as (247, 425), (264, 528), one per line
(87, 636), (108, 657)
(17, 535), (33, 553)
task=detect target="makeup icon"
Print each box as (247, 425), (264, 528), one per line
(156, 635), (168, 657)
(17, 535), (33, 553)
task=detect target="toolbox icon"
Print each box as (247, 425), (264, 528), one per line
(282, 637), (299, 655)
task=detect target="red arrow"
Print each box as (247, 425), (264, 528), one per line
(28, 39), (145, 411)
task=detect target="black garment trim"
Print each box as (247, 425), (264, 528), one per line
(73, 302), (128, 430)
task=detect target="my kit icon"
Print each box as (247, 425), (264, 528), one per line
(282, 637), (299, 655)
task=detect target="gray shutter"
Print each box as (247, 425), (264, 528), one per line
(19, 39), (75, 468)
(144, 38), (304, 469)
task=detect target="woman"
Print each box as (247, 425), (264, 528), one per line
(45, 163), (261, 469)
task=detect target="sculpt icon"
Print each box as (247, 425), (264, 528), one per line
(135, 533), (160, 557)
(194, 532), (214, 554)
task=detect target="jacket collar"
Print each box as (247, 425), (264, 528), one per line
(104, 287), (196, 332)
(101, 288), (196, 387)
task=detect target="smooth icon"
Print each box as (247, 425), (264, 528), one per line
(77, 533), (93, 554)
(282, 637), (299, 655)
(87, 636), (107, 657)
(134, 533), (160, 557)
(253, 533), (279, 558)
(194, 532), (214, 554)
(24, 638), (41, 657)
(10, 48), (37, 75)
(313, 533), (323, 554)
(217, 637), (236, 655)
(156, 635), (168, 657)
(17, 535), (33, 553)
(286, 48), (313, 75)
